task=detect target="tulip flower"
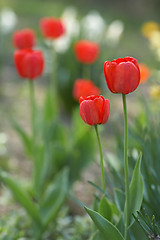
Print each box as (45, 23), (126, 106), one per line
(79, 95), (110, 126)
(39, 17), (65, 39)
(139, 63), (150, 84)
(103, 57), (140, 94)
(12, 29), (36, 49)
(74, 40), (100, 64)
(14, 49), (44, 80)
(73, 79), (100, 101)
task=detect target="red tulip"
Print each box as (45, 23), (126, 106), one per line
(12, 29), (36, 49)
(39, 17), (65, 39)
(73, 79), (101, 101)
(79, 95), (110, 126)
(139, 63), (150, 84)
(103, 57), (140, 94)
(14, 49), (44, 80)
(74, 40), (100, 64)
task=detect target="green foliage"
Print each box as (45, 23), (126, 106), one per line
(0, 208), (92, 240)
(125, 154), (143, 227)
(85, 207), (124, 240)
(40, 168), (69, 227)
(98, 195), (112, 222)
(133, 208), (160, 240)
(114, 188), (125, 213)
(0, 168), (69, 239)
(129, 105), (160, 221)
(0, 170), (42, 227)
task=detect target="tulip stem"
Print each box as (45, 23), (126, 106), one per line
(28, 80), (38, 194)
(94, 125), (106, 192)
(47, 42), (58, 115)
(29, 80), (36, 141)
(122, 94), (129, 240)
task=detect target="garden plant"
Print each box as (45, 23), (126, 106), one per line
(0, 4), (160, 240)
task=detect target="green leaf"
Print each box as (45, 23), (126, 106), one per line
(114, 188), (125, 213)
(131, 221), (148, 240)
(89, 230), (104, 240)
(126, 153), (143, 227)
(40, 168), (69, 227)
(98, 195), (112, 222)
(12, 120), (32, 157)
(43, 90), (57, 123)
(88, 180), (112, 200)
(0, 171), (42, 226)
(85, 207), (124, 240)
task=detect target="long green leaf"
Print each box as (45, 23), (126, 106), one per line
(40, 168), (69, 227)
(85, 207), (124, 240)
(12, 120), (32, 157)
(114, 188), (125, 213)
(98, 195), (112, 222)
(126, 153), (143, 227)
(0, 171), (42, 226)
(89, 230), (104, 240)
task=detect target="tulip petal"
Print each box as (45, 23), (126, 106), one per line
(113, 62), (140, 94)
(80, 100), (100, 125)
(101, 99), (110, 124)
(93, 96), (104, 124)
(104, 61), (117, 93)
(14, 50), (27, 78)
(23, 51), (44, 79)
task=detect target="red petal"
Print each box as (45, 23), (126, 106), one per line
(80, 100), (99, 125)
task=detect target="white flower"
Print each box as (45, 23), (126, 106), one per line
(0, 7), (17, 34)
(53, 35), (71, 54)
(81, 10), (106, 41)
(105, 20), (124, 47)
(62, 6), (80, 38)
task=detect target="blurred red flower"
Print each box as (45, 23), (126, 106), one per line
(12, 29), (36, 49)
(39, 17), (65, 39)
(79, 95), (110, 126)
(74, 40), (100, 64)
(139, 63), (150, 84)
(73, 79), (101, 101)
(103, 57), (140, 94)
(14, 49), (44, 80)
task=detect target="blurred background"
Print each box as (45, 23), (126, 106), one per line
(0, 0), (160, 238)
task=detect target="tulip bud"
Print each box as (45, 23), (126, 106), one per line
(39, 17), (65, 39)
(103, 56), (140, 95)
(12, 29), (36, 49)
(79, 95), (110, 126)
(14, 49), (44, 80)
(74, 40), (100, 64)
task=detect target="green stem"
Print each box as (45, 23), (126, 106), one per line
(28, 80), (38, 195)
(122, 94), (129, 240)
(47, 42), (58, 115)
(94, 125), (106, 192)
(49, 42), (58, 97)
(28, 80), (36, 142)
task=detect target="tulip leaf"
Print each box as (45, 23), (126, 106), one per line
(43, 90), (57, 123)
(0, 170), (42, 226)
(125, 153), (143, 227)
(40, 168), (69, 227)
(114, 188), (125, 213)
(11, 120), (32, 157)
(89, 230), (104, 240)
(98, 195), (112, 222)
(85, 207), (124, 240)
